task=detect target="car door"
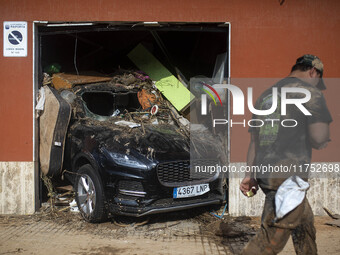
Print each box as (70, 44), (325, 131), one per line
(39, 86), (71, 176)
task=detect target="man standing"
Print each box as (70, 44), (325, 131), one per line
(240, 55), (332, 255)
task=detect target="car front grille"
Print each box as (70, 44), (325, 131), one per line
(157, 160), (219, 187)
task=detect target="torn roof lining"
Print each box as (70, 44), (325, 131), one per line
(73, 82), (137, 94)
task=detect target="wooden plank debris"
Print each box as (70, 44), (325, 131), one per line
(323, 207), (340, 228)
(52, 73), (111, 90)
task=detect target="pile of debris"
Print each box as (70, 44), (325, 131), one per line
(41, 68), (190, 131)
(40, 173), (77, 214)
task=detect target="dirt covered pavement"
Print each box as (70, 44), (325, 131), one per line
(0, 206), (339, 255)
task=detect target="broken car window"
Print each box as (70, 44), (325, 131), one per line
(81, 91), (140, 121)
(82, 92), (115, 117)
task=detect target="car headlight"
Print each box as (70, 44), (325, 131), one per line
(109, 152), (148, 170)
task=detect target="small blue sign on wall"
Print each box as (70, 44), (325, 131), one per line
(3, 21), (27, 57)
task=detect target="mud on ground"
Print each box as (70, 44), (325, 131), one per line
(0, 205), (258, 254)
(1, 207), (339, 255)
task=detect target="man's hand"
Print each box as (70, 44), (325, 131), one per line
(240, 177), (259, 197)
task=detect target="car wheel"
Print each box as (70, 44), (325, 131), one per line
(75, 164), (107, 222)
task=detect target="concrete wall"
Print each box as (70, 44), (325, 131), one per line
(229, 163), (340, 216)
(0, 162), (37, 214)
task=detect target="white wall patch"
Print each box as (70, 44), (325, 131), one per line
(3, 21), (27, 57)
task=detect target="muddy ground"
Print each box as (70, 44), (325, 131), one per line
(0, 205), (339, 255)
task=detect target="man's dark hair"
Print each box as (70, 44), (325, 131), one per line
(291, 63), (321, 76)
(291, 63), (313, 73)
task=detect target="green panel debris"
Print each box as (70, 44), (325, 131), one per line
(128, 43), (194, 112)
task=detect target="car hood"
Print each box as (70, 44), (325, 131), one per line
(103, 124), (190, 161)
(73, 119), (225, 164)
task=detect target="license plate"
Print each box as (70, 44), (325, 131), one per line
(173, 184), (210, 198)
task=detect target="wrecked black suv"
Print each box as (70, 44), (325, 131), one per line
(38, 72), (226, 222)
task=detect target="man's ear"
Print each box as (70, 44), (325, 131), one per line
(308, 68), (315, 77)
(309, 67), (319, 78)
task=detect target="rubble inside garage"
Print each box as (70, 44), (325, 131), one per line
(39, 67), (227, 161)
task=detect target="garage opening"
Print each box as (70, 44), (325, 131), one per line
(34, 21), (230, 211)
(37, 22), (229, 81)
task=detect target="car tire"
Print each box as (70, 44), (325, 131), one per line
(75, 164), (107, 222)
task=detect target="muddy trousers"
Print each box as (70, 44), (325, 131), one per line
(241, 191), (317, 255)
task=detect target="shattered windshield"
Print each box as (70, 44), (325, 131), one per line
(79, 86), (174, 126)
(81, 90), (140, 121)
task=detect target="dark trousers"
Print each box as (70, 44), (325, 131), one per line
(241, 191), (317, 255)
